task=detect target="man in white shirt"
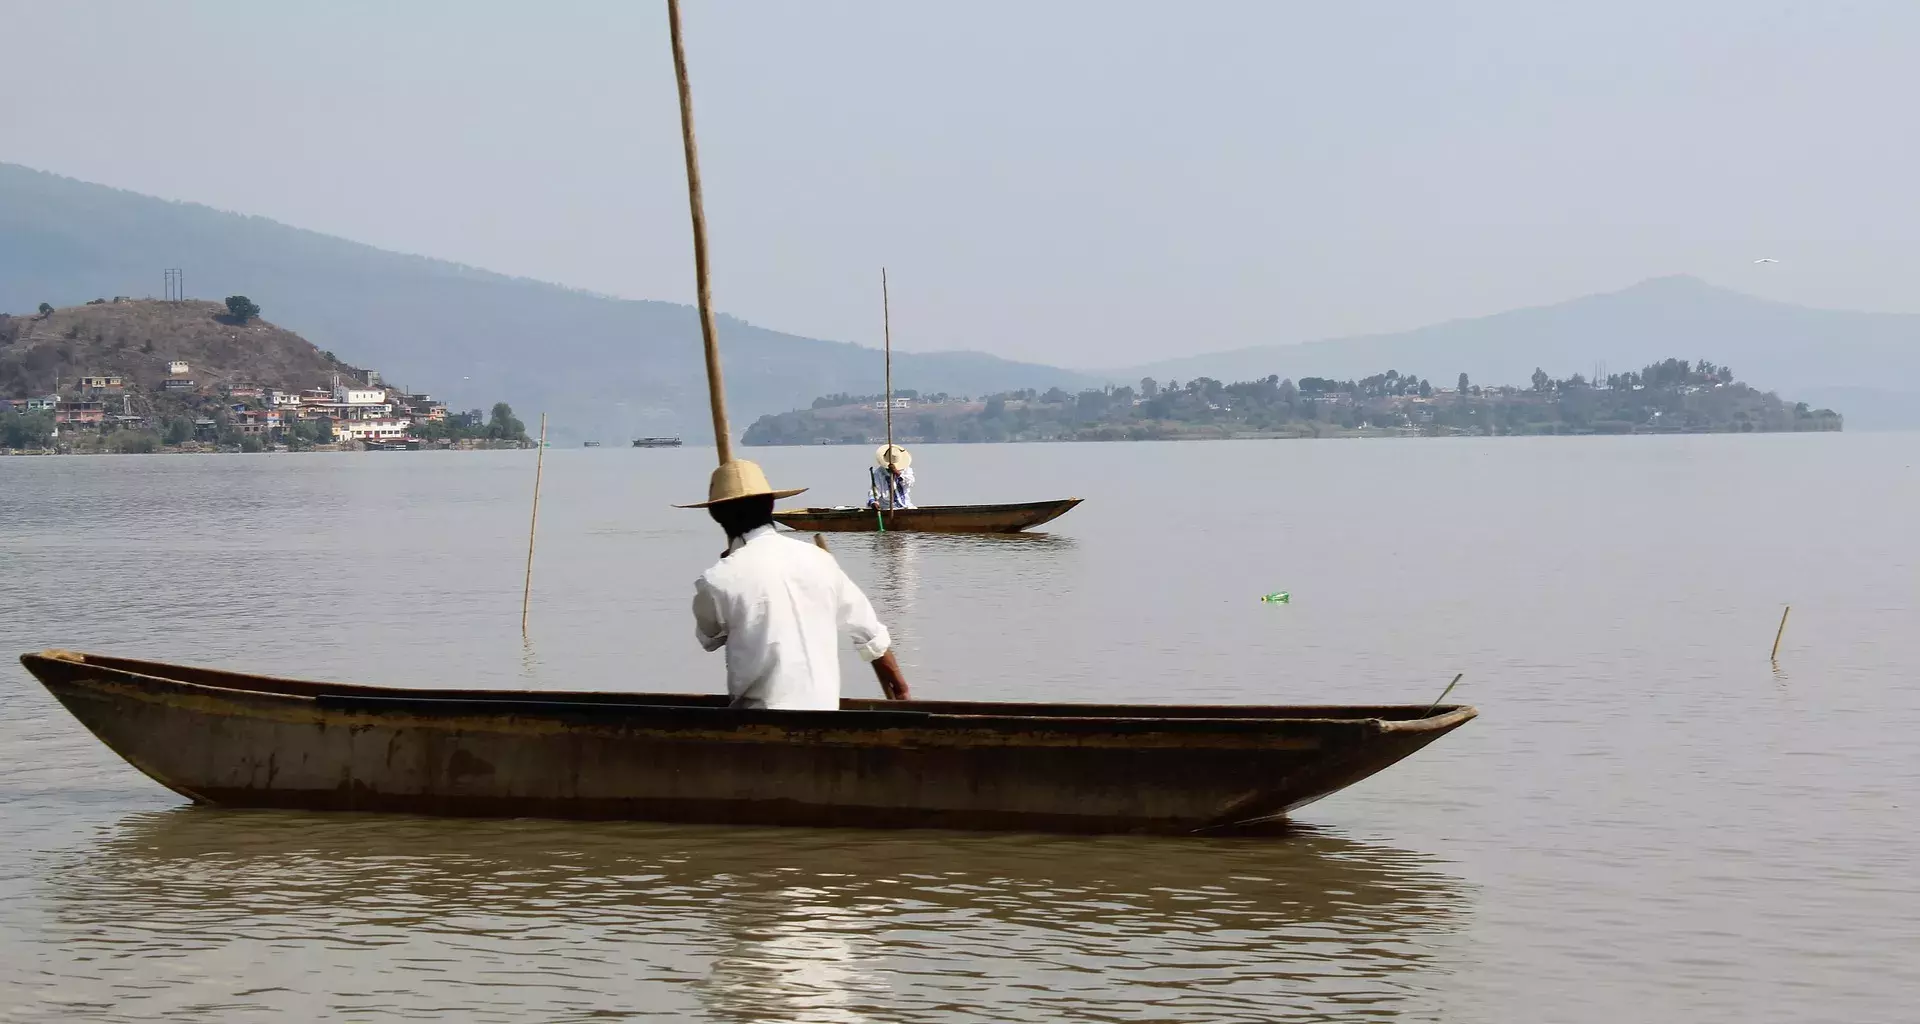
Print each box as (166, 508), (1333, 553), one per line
(680, 459), (911, 710)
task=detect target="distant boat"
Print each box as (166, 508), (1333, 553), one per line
(775, 498), (1083, 534)
(633, 436), (683, 448)
(363, 437), (423, 452)
(583, 440), (602, 448)
(803, 268), (1080, 534)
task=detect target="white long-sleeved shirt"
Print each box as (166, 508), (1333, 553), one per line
(691, 525), (892, 710)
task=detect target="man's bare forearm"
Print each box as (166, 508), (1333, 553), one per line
(872, 650), (911, 701)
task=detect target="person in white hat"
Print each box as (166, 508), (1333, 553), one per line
(680, 459), (911, 709)
(867, 444), (915, 510)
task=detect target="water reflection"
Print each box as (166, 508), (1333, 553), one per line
(42, 809), (1467, 1022)
(843, 532), (1075, 664)
(871, 534), (924, 629)
(519, 634), (545, 688)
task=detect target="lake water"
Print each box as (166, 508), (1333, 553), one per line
(2, 435), (1917, 1022)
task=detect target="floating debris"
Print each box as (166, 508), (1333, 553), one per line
(1261, 591), (1290, 604)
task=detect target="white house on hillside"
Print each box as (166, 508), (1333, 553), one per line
(334, 383), (386, 406)
(333, 417), (412, 442)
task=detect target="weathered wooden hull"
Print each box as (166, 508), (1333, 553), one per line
(19, 650), (1474, 835)
(774, 498), (1082, 534)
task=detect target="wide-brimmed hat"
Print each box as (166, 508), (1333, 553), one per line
(874, 444), (912, 470)
(675, 459), (808, 508)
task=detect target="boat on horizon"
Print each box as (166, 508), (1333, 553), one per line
(633, 436), (683, 448)
(18, 650), (1476, 835)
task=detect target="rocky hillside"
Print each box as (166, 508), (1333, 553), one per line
(0, 299), (367, 398)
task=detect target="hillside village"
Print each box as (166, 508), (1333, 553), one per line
(0, 298), (528, 453)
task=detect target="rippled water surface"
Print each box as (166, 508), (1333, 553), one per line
(3, 436), (1917, 1022)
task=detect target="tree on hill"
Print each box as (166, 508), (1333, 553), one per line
(37, 302), (52, 316)
(224, 295), (262, 323)
(487, 402), (528, 441)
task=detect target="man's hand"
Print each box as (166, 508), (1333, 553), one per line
(872, 650), (911, 701)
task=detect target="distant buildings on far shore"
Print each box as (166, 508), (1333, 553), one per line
(5, 364), (450, 448)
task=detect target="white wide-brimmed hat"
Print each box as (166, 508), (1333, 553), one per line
(675, 459), (808, 508)
(874, 444), (912, 470)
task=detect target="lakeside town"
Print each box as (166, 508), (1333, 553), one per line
(1, 364), (531, 454)
(0, 297), (530, 454)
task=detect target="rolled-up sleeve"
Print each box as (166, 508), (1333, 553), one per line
(835, 567), (892, 662)
(692, 577), (727, 652)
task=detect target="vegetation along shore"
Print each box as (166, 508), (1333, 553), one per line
(743, 359), (1843, 445)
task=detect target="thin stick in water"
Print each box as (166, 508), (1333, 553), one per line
(521, 412), (547, 635)
(666, 0), (732, 465)
(1771, 605), (1791, 662)
(1422, 673), (1464, 718)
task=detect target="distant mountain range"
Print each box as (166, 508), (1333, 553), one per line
(0, 163), (1089, 442)
(7, 162), (1917, 434)
(1111, 275), (1920, 428)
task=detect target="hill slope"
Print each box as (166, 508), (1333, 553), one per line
(1, 299), (366, 399)
(0, 163), (1090, 441)
(1119, 277), (1920, 426)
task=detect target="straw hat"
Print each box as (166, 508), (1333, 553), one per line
(874, 444), (912, 470)
(675, 459), (807, 508)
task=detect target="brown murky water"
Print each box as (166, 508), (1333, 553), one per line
(3, 435), (1918, 1022)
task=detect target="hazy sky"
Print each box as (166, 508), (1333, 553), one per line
(4, 0), (1917, 367)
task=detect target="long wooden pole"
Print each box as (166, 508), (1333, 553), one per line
(666, 0), (731, 466)
(1771, 605), (1791, 662)
(521, 412), (547, 634)
(883, 268), (894, 457)
(882, 267), (895, 515)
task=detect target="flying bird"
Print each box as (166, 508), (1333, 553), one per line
(1753, 258), (1779, 264)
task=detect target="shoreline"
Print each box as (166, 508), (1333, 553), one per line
(4, 424), (1851, 458)
(1, 440), (535, 457)
(744, 422), (1846, 448)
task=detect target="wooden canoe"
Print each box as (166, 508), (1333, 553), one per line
(19, 650), (1474, 835)
(774, 497), (1082, 534)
